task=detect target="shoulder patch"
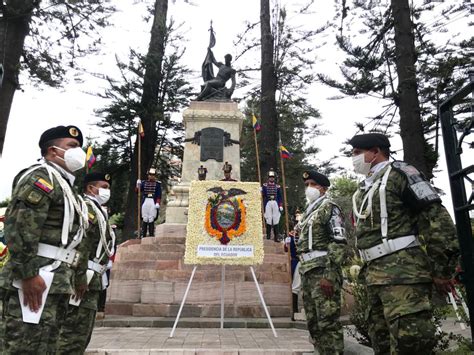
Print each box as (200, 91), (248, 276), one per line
(34, 178), (53, 194)
(27, 190), (45, 205)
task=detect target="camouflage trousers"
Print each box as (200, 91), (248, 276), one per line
(0, 290), (69, 354)
(366, 283), (435, 355)
(301, 268), (343, 355)
(56, 301), (98, 354)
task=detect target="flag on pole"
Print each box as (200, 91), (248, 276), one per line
(280, 145), (292, 159)
(86, 146), (96, 169)
(138, 121), (145, 138)
(252, 114), (261, 132)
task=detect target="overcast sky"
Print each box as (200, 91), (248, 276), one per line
(0, 0), (472, 217)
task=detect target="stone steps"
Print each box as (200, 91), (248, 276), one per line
(107, 223), (293, 318)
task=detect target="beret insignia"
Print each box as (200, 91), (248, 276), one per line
(69, 127), (79, 137)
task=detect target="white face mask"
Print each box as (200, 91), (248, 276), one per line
(305, 186), (320, 202)
(54, 146), (86, 172)
(352, 153), (372, 176)
(96, 188), (111, 205)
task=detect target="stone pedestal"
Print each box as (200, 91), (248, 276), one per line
(166, 101), (244, 224)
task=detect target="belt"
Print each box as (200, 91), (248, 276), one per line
(146, 194), (154, 198)
(37, 243), (80, 268)
(88, 260), (107, 275)
(358, 235), (420, 262)
(299, 250), (328, 262)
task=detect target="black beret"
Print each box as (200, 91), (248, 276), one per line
(84, 172), (112, 186)
(39, 125), (83, 148)
(302, 170), (330, 187)
(348, 133), (390, 150)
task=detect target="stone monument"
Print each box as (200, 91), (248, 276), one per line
(105, 26), (292, 319)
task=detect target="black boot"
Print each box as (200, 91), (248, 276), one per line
(273, 225), (280, 242)
(141, 222), (148, 238)
(266, 224), (272, 240)
(149, 221), (155, 237)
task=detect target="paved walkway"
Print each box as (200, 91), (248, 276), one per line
(86, 327), (372, 355)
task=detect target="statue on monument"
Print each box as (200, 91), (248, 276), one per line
(196, 23), (236, 101)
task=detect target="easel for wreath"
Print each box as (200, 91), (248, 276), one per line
(169, 181), (277, 338)
(169, 264), (277, 338)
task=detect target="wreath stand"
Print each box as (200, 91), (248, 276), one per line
(169, 264), (278, 338)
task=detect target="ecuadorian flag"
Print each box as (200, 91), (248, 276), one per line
(280, 145), (292, 159)
(252, 114), (261, 132)
(86, 146), (96, 169)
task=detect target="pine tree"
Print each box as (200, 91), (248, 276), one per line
(94, 19), (192, 238)
(319, 0), (472, 177)
(0, 0), (114, 153)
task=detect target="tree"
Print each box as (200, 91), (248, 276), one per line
(0, 0), (114, 154)
(95, 17), (192, 239)
(259, 0), (279, 178)
(319, 0), (472, 178)
(237, 3), (330, 217)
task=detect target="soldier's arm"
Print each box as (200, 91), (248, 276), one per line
(323, 204), (347, 281)
(418, 202), (459, 280)
(6, 173), (53, 280)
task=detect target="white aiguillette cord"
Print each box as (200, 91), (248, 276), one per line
(17, 163), (88, 271)
(86, 198), (115, 260)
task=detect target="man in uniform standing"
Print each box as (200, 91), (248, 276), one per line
(57, 172), (115, 354)
(0, 125), (89, 353)
(262, 169), (283, 241)
(348, 133), (459, 354)
(292, 170), (347, 355)
(220, 162), (237, 181)
(137, 168), (161, 238)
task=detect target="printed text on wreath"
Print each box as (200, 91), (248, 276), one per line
(197, 245), (254, 258)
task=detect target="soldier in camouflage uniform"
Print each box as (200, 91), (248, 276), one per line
(349, 133), (459, 354)
(0, 125), (89, 354)
(292, 170), (347, 355)
(57, 172), (115, 354)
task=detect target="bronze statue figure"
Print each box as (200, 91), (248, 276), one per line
(196, 23), (236, 101)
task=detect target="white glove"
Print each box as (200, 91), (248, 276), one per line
(136, 179), (141, 188)
(155, 203), (160, 209)
(279, 206), (283, 212)
(285, 237), (291, 244)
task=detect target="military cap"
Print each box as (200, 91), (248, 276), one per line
(348, 133), (390, 150)
(268, 169), (276, 177)
(223, 162), (232, 173)
(147, 168), (157, 175)
(302, 170), (330, 187)
(38, 125), (83, 148)
(84, 172), (112, 186)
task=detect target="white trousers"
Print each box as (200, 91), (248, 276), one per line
(141, 197), (157, 223)
(264, 200), (281, 225)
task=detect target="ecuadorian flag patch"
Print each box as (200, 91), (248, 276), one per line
(34, 178), (53, 193)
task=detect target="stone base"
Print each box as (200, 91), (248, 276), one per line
(107, 223), (292, 318)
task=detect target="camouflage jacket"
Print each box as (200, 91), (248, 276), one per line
(296, 196), (347, 282)
(353, 161), (459, 286)
(77, 196), (114, 310)
(0, 163), (88, 294)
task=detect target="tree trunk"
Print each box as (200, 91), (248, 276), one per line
(123, 0), (168, 239)
(0, 0), (36, 154)
(391, 0), (430, 177)
(260, 0), (279, 178)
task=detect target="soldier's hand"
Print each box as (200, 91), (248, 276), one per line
(319, 278), (334, 298)
(433, 277), (455, 296)
(288, 230), (297, 237)
(73, 283), (88, 301)
(22, 275), (47, 312)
